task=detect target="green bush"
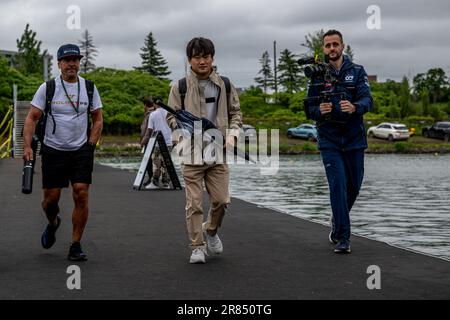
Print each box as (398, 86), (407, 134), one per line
(302, 142), (317, 152)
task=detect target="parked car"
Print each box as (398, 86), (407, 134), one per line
(242, 124), (257, 142)
(286, 124), (318, 141)
(422, 122), (450, 142)
(367, 122), (410, 141)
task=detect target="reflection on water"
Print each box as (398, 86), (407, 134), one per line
(99, 154), (450, 261)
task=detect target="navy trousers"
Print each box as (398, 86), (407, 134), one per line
(321, 149), (365, 241)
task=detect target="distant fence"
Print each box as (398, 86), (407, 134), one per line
(0, 106), (13, 158)
(13, 101), (30, 159)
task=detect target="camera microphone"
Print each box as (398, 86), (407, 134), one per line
(297, 57), (316, 65)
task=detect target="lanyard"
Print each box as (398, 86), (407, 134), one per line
(61, 77), (80, 116)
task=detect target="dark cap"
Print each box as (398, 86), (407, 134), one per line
(57, 44), (83, 61)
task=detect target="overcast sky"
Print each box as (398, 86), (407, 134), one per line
(1, 0), (449, 87)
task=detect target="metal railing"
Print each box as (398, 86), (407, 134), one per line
(0, 106), (13, 158)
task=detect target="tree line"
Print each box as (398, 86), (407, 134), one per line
(4, 24), (171, 80)
(1, 25), (449, 135)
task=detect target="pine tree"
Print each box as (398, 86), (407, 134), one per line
(301, 29), (325, 60)
(399, 76), (411, 118)
(14, 24), (50, 77)
(277, 49), (303, 93)
(254, 51), (274, 94)
(345, 45), (354, 61)
(78, 29), (98, 74)
(136, 32), (170, 79)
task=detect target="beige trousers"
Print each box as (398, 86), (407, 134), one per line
(182, 164), (230, 249)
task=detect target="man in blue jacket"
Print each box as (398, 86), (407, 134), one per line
(305, 30), (373, 253)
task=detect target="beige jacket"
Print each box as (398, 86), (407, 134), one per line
(167, 69), (242, 139)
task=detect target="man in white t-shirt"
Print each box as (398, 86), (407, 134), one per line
(145, 103), (173, 190)
(22, 44), (103, 262)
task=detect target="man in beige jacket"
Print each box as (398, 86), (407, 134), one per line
(167, 37), (242, 263)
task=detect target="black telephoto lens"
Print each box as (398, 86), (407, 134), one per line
(22, 160), (34, 194)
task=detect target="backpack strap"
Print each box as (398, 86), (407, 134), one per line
(84, 79), (95, 138)
(85, 79), (95, 111)
(178, 77), (187, 110)
(44, 79), (56, 135)
(220, 76), (231, 97)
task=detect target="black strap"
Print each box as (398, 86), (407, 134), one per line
(45, 79), (56, 115)
(45, 79), (56, 134)
(85, 79), (95, 111)
(85, 79), (95, 138)
(178, 76), (231, 110)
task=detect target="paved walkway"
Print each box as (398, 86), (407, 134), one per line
(0, 158), (449, 299)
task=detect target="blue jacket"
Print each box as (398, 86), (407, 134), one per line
(305, 55), (373, 151)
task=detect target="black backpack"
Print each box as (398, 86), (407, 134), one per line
(35, 78), (95, 144)
(178, 76), (231, 110)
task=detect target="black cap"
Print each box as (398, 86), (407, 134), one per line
(57, 44), (83, 61)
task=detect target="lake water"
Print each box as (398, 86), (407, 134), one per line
(98, 154), (450, 261)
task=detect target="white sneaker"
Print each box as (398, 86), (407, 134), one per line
(202, 222), (223, 254)
(160, 182), (171, 189)
(145, 182), (159, 190)
(189, 247), (207, 264)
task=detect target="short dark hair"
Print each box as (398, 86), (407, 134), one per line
(186, 37), (215, 60)
(323, 29), (344, 43)
(143, 96), (154, 106)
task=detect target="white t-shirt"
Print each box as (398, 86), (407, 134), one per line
(31, 76), (102, 151)
(148, 108), (172, 147)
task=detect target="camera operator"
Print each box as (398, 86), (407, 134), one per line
(305, 30), (373, 254)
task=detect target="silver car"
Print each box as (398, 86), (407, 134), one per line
(367, 122), (410, 141)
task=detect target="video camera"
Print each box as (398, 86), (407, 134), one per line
(299, 55), (346, 120)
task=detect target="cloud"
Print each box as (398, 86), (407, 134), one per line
(1, 0), (449, 87)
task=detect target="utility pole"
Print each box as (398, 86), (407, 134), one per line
(273, 41), (278, 99)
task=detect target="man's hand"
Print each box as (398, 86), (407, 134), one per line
(23, 146), (33, 162)
(320, 102), (333, 115)
(225, 135), (236, 150)
(340, 100), (356, 114)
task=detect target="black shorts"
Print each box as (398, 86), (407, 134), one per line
(41, 143), (94, 189)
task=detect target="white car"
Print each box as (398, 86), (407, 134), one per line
(367, 122), (410, 141)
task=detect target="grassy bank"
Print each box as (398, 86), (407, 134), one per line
(95, 134), (450, 157)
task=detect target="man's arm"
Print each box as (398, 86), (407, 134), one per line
(226, 83), (242, 148)
(141, 129), (152, 147)
(89, 108), (103, 145)
(167, 83), (182, 131)
(23, 106), (43, 161)
(353, 68), (373, 116)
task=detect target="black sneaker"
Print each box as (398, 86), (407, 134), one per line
(68, 242), (88, 261)
(334, 239), (351, 254)
(41, 216), (61, 249)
